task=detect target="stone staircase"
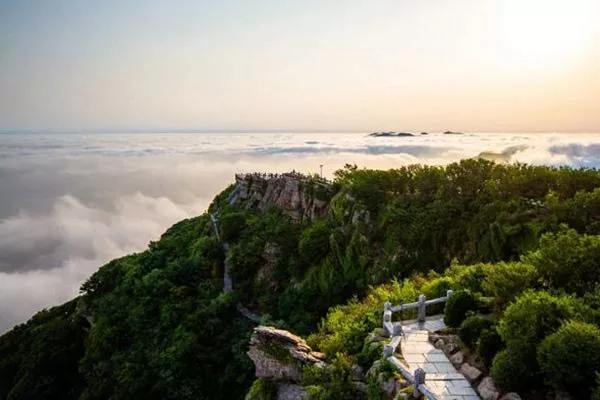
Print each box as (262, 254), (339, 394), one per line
(382, 293), (482, 400)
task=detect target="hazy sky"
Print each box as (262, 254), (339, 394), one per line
(1, 0), (599, 132)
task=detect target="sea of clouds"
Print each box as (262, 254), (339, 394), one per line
(0, 131), (598, 332)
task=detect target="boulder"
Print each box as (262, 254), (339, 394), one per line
(369, 341), (382, 352)
(443, 341), (459, 354)
(351, 364), (365, 381)
(366, 360), (382, 380)
(247, 326), (325, 382)
(366, 332), (387, 344)
(429, 334), (442, 342)
(442, 335), (460, 354)
(500, 393), (522, 400)
(477, 377), (499, 400)
(378, 373), (397, 398)
(460, 363), (483, 382)
(276, 383), (309, 400)
(450, 351), (464, 366)
(434, 339), (444, 349)
(554, 391), (574, 400)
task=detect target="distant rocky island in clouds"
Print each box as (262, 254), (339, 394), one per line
(368, 130), (463, 137)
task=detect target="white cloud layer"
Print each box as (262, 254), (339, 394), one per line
(0, 132), (598, 332)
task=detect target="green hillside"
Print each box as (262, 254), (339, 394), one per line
(2, 159), (600, 399)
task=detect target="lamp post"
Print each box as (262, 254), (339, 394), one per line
(319, 164), (323, 178)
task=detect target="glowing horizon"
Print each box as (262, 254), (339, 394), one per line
(1, 0), (599, 132)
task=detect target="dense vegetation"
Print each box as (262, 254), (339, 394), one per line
(1, 159), (599, 399)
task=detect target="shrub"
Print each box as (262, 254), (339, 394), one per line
(444, 290), (478, 327)
(219, 212), (247, 242)
(458, 315), (492, 348)
(446, 263), (490, 294)
(245, 379), (276, 400)
(422, 277), (455, 314)
(499, 291), (581, 355)
(491, 349), (536, 391)
(538, 321), (600, 397)
(477, 328), (503, 367)
(524, 228), (600, 295)
(497, 290), (582, 389)
(295, 219), (332, 277)
(482, 261), (539, 310)
(422, 277), (455, 299)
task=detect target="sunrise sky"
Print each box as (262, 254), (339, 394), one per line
(1, 0), (599, 132)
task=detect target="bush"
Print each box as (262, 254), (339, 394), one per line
(219, 212), (247, 242)
(538, 321), (600, 397)
(422, 277), (455, 314)
(524, 228), (600, 295)
(482, 262), (539, 310)
(477, 328), (503, 367)
(446, 263), (490, 294)
(444, 290), (478, 327)
(491, 349), (536, 391)
(497, 290), (582, 390)
(458, 315), (492, 348)
(422, 277), (455, 299)
(295, 219), (332, 277)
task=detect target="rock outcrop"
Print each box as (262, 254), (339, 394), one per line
(247, 326), (325, 383)
(228, 173), (332, 222)
(477, 377), (499, 400)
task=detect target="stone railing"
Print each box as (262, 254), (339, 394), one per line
(235, 171), (332, 184)
(386, 357), (439, 400)
(382, 290), (453, 337)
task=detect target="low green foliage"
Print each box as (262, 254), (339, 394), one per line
(307, 280), (418, 358)
(302, 354), (365, 400)
(496, 290), (582, 390)
(444, 290), (478, 327)
(446, 263), (490, 294)
(245, 379), (276, 400)
(458, 314), (492, 348)
(482, 261), (539, 310)
(492, 349), (536, 391)
(525, 228), (600, 295)
(477, 328), (504, 367)
(538, 321), (600, 397)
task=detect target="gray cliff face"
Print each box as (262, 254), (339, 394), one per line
(246, 326), (325, 400)
(228, 173), (331, 223)
(247, 326), (325, 382)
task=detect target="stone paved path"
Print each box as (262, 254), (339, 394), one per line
(399, 329), (480, 400)
(401, 314), (447, 333)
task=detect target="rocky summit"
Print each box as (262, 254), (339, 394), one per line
(228, 173), (331, 223)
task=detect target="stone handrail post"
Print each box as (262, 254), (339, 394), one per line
(383, 301), (393, 336)
(418, 294), (426, 323)
(413, 368), (426, 398)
